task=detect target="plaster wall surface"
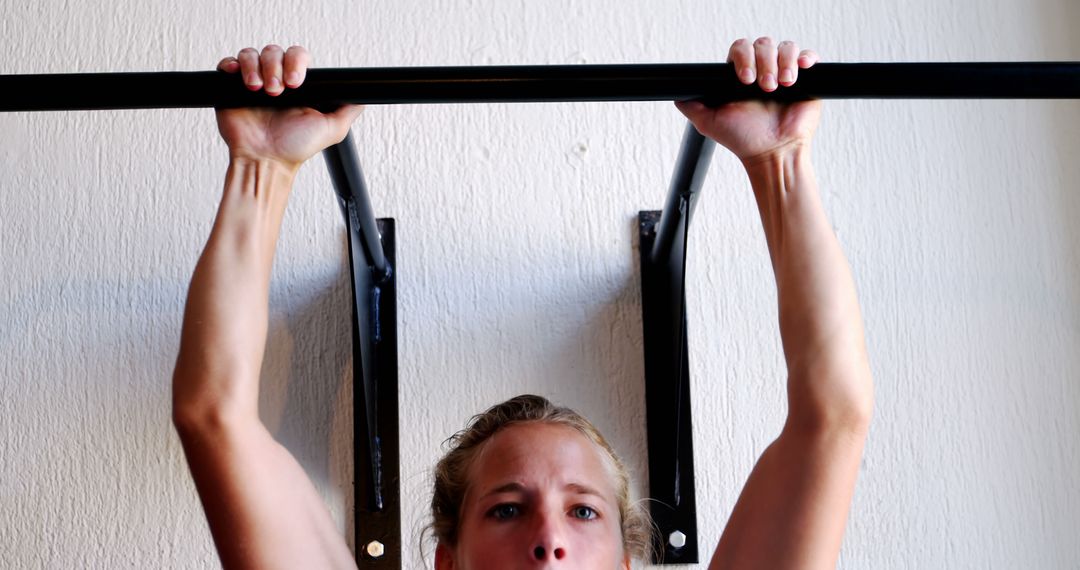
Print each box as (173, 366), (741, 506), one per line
(1, 0), (1078, 568)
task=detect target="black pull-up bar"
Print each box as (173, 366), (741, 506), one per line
(1, 62), (1078, 112)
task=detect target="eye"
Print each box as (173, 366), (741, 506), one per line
(488, 503), (521, 520)
(570, 505), (598, 520)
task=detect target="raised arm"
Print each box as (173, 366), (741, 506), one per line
(170, 45), (364, 569)
(676, 37), (874, 569)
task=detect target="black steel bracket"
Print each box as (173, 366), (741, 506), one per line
(322, 134), (400, 568)
(638, 122), (716, 565)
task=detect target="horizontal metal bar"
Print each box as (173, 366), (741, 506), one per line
(1, 62), (1078, 111)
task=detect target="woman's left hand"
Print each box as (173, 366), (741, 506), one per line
(675, 37), (821, 166)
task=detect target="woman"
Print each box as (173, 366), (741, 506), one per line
(172, 38), (874, 569)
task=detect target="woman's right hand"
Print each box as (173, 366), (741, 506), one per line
(214, 45), (364, 171)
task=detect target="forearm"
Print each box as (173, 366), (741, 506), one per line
(744, 146), (873, 430)
(172, 157), (298, 427)
(170, 150), (358, 570)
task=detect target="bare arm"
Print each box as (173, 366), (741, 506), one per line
(677, 37), (874, 569)
(171, 45), (363, 569)
(709, 148), (873, 570)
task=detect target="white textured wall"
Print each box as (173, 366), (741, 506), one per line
(2, 0), (1078, 568)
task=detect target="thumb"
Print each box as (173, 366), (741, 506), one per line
(673, 98), (708, 113)
(674, 99), (708, 122)
(325, 104), (366, 141)
(329, 103), (365, 124)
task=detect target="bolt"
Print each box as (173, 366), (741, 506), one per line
(365, 540), (385, 558)
(668, 530), (687, 549)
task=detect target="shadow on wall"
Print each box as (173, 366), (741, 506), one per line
(1052, 0), (1080, 336)
(560, 215), (649, 469)
(257, 235), (356, 551)
(542, 215), (651, 513)
(1035, 1), (1080, 408)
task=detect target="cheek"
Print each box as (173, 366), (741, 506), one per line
(457, 518), (625, 568)
(577, 519), (626, 565)
(455, 520), (523, 568)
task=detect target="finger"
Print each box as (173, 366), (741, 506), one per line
(754, 36), (778, 92)
(727, 38), (755, 84)
(798, 49), (820, 68)
(260, 44), (286, 96)
(283, 45), (311, 88)
(777, 41), (800, 86)
(237, 47), (262, 90)
(217, 56), (240, 73)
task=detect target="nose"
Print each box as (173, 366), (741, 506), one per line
(530, 509), (567, 562)
(532, 545), (566, 561)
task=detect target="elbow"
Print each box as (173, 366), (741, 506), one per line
(171, 367), (255, 440)
(832, 393), (874, 435)
(172, 398), (210, 436)
(171, 397), (230, 440)
(172, 397), (254, 443)
(784, 403), (873, 444)
(785, 369), (875, 438)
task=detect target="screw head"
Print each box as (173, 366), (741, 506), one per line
(365, 540), (385, 558)
(668, 530), (687, 549)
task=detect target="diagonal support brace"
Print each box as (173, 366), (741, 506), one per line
(638, 122), (715, 565)
(322, 134), (400, 568)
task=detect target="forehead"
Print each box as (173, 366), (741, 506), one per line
(465, 422), (618, 498)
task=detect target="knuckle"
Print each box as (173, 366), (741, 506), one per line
(238, 47), (258, 58)
(285, 46), (309, 65)
(754, 36), (773, 46)
(261, 44), (284, 56)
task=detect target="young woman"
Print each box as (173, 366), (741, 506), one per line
(171, 38), (874, 569)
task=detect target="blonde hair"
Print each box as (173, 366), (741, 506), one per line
(427, 394), (652, 561)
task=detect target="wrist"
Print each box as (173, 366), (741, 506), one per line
(222, 156), (298, 213)
(740, 141), (813, 174)
(740, 143), (816, 197)
(227, 155), (301, 180)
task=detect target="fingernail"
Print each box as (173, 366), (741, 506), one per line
(780, 69), (794, 84)
(740, 68), (754, 83)
(286, 71), (301, 85)
(267, 76), (280, 90)
(247, 73), (261, 86)
(763, 73), (776, 89)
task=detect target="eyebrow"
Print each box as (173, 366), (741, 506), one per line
(478, 482), (607, 501)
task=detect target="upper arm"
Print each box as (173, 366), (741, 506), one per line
(708, 421), (869, 570)
(175, 416), (358, 570)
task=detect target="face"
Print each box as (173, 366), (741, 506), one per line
(436, 422), (630, 570)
